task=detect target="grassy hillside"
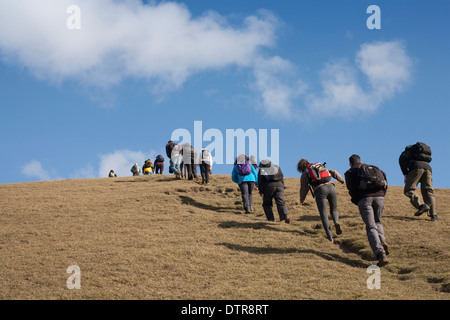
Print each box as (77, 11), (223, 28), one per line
(0, 174), (448, 300)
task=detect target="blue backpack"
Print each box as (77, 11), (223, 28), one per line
(237, 161), (251, 176)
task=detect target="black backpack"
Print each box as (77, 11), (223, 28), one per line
(410, 142), (432, 163)
(357, 164), (387, 192)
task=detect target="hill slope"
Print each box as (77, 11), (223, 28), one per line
(0, 174), (448, 300)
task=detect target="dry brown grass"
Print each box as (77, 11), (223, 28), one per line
(0, 174), (448, 300)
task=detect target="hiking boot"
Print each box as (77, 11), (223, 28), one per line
(414, 204), (430, 216)
(382, 242), (390, 256)
(377, 252), (389, 267)
(335, 223), (342, 235)
(284, 217), (291, 224)
(250, 206), (255, 212)
(430, 215), (439, 221)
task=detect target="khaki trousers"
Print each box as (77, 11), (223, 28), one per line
(404, 168), (435, 215)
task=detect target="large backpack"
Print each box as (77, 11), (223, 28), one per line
(237, 160), (252, 176)
(259, 161), (283, 182)
(156, 155), (164, 162)
(143, 160), (153, 173)
(357, 164), (387, 192)
(410, 142), (432, 163)
(306, 162), (331, 186)
(144, 159), (153, 167)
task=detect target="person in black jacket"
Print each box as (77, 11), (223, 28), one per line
(344, 154), (389, 267)
(258, 160), (290, 223)
(154, 155), (164, 174)
(399, 142), (437, 221)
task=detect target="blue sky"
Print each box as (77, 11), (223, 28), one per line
(0, 0), (449, 188)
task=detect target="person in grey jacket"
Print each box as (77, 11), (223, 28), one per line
(344, 154), (389, 267)
(298, 159), (344, 242)
(131, 163), (140, 176)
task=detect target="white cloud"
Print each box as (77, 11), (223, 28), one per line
(70, 164), (96, 179)
(0, 2), (413, 121)
(305, 41), (413, 118)
(21, 150), (157, 182)
(98, 149), (155, 178)
(21, 160), (54, 181)
(356, 41), (412, 99)
(252, 56), (306, 118)
(0, 0), (278, 91)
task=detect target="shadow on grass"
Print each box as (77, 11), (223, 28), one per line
(297, 215), (356, 222)
(383, 215), (419, 222)
(217, 242), (368, 268)
(179, 195), (235, 213)
(114, 179), (150, 183)
(154, 177), (179, 182)
(218, 220), (308, 237)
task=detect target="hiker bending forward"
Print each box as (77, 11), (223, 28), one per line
(399, 142), (438, 221)
(344, 154), (389, 267)
(298, 159), (344, 242)
(258, 160), (290, 223)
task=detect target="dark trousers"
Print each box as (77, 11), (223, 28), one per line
(262, 183), (288, 221)
(155, 163), (164, 174)
(239, 181), (255, 211)
(200, 163), (211, 183)
(315, 184), (339, 241)
(186, 163), (198, 180)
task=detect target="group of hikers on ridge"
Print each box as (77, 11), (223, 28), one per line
(109, 155), (166, 178)
(165, 140), (213, 184)
(109, 140), (438, 268)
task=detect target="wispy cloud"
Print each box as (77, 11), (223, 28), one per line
(21, 160), (58, 181)
(252, 56), (307, 118)
(98, 149), (155, 178)
(305, 41), (413, 118)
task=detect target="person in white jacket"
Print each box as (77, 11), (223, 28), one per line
(200, 148), (213, 184)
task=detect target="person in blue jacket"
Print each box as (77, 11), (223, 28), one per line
(232, 154), (258, 214)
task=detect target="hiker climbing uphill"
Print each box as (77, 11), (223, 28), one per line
(142, 159), (154, 175)
(345, 154), (390, 267)
(131, 163), (141, 176)
(231, 154), (258, 214)
(297, 159), (344, 242)
(166, 140), (183, 179)
(399, 142), (438, 221)
(154, 155), (164, 174)
(200, 148), (213, 184)
(258, 160), (290, 223)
